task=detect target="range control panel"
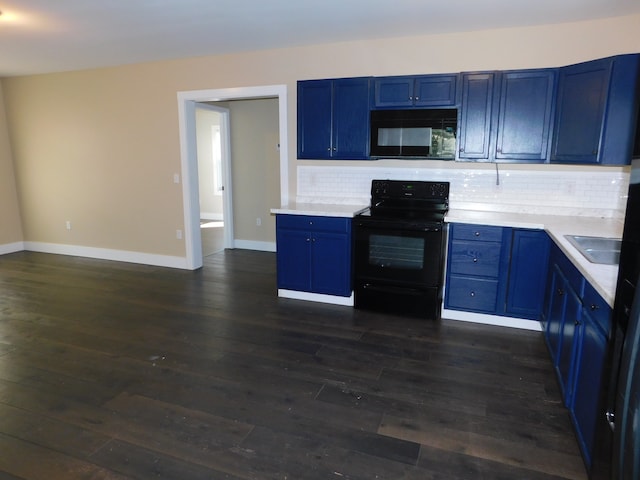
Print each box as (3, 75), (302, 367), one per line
(371, 180), (450, 201)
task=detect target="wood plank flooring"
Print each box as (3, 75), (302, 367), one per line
(0, 250), (587, 479)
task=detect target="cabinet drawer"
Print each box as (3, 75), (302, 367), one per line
(447, 276), (499, 313)
(276, 215), (350, 233)
(449, 241), (502, 277)
(450, 223), (504, 242)
(582, 282), (611, 336)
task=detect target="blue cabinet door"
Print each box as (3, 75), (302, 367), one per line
(506, 229), (551, 318)
(571, 306), (609, 468)
(373, 76), (414, 107)
(598, 54), (640, 165)
(297, 80), (332, 159)
(551, 58), (612, 164)
(311, 231), (351, 296)
(276, 227), (311, 291)
(414, 75), (458, 107)
(556, 287), (582, 406)
(496, 70), (556, 162)
(333, 78), (370, 159)
(458, 73), (495, 160)
(545, 264), (566, 363)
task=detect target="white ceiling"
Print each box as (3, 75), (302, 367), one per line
(0, 0), (639, 77)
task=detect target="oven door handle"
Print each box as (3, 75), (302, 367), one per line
(361, 283), (428, 296)
(355, 220), (441, 232)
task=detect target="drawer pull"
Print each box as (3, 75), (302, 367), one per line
(470, 291), (475, 297)
(590, 304), (599, 311)
(474, 232), (480, 237)
(473, 258), (478, 263)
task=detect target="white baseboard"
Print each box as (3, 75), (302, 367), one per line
(278, 289), (354, 306)
(0, 242), (25, 255)
(442, 308), (542, 331)
(3, 239), (276, 268)
(233, 240), (276, 253)
(23, 242), (189, 269)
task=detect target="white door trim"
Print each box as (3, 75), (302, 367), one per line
(177, 85), (289, 270)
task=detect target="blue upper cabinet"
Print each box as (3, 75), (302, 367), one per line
(551, 54), (640, 165)
(551, 58), (612, 164)
(496, 70), (556, 162)
(458, 69), (556, 163)
(297, 80), (332, 159)
(458, 72), (495, 160)
(296, 54), (639, 164)
(297, 77), (370, 160)
(373, 74), (458, 108)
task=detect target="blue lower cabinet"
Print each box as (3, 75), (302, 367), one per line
(445, 223), (509, 314)
(505, 229), (551, 318)
(276, 215), (352, 297)
(445, 224), (549, 319)
(542, 242), (611, 469)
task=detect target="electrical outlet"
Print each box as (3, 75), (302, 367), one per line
(66, 220), (72, 230)
(176, 229), (183, 240)
(256, 217), (262, 226)
(173, 173), (180, 184)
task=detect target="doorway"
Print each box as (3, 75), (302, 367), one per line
(177, 85), (289, 270)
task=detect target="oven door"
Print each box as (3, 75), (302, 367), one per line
(353, 219), (445, 286)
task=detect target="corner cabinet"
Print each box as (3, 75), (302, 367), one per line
(551, 54), (640, 165)
(297, 78), (371, 160)
(542, 243), (611, 468)
(445, 223), (550, 320)
(276, 215), (352, 297)
(458, 69), (556, 162)
(372, 74), (458, 108)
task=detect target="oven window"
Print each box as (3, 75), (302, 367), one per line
(369, 234), (424, 269)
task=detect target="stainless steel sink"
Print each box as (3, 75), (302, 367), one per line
(564, 235), (622, 265)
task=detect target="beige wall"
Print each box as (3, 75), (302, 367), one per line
(227, 98), (280, 244)
(0, 82), (23, 246)
(1, 13), (639, 258)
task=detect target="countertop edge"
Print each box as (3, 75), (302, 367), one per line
(270, 203), (369, 218)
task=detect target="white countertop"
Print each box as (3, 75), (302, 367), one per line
(448, 209), (623, 307)
(270, 203), (623, 307)
(270, 202), (368, 218)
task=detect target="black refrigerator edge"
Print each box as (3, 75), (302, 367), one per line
(591, 157), (640, 479)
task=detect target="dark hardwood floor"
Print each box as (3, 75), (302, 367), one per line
(0, 250), (587, 479)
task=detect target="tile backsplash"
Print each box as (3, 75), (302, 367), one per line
(296, 164), (630, 218)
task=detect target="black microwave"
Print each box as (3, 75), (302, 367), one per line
(369, 109), (457, 159)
